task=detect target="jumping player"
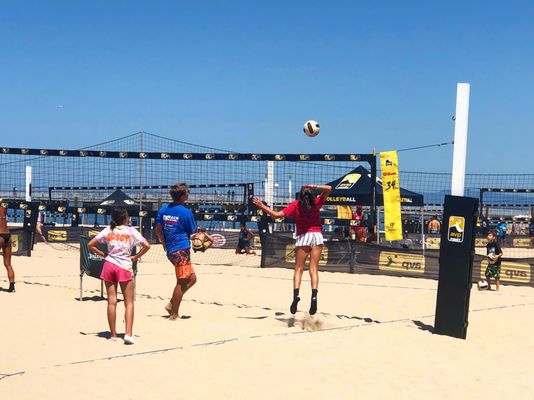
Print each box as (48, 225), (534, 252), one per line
(253, 184), (332, 315)
(155, 183), (197, 320)
(88, 208), (150, 344)
(0, 201), (15, 293)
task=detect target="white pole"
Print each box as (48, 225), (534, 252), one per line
(265, 161), (274, 207)
(25, 165), (32, 201)
(288, 175), (292, 203)
(451, 83), (470, 196)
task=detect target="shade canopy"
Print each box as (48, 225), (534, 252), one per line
(97, 189), (140, 210)
(323, 166), (424, 207)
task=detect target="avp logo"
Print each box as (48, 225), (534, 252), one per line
(335, 173), (361, 190)
(379, 251), (425, 274)
(448, 216), (465, 243)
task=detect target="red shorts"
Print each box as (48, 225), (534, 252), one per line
(168, 249), (195, 280)
(100, 261), (133, 283)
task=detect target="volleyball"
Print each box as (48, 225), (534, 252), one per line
(487, 252), (496, 263)
(303, 120), (320, 137)
(477, 280), (489, 290)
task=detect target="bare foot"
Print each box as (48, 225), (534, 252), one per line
(165, 302), (173, 315)
(169, 314), (179, 321)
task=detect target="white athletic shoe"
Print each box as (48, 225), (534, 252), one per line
(123, 335), (136, 345)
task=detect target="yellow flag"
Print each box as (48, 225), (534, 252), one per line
(337, 205), (353, 219)
(380, 151), (403, 241)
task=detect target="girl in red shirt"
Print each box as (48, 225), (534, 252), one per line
(253, 184), (331, 315)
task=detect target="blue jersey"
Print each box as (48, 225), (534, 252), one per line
(497, 222), (507, 237)
(156, 203), (196, 254)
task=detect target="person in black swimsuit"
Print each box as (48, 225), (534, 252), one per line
(0, 201), (15, 292)
(235, 222), (256, 255)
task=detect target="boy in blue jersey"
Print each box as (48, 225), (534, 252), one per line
(155, 183), (197, 320)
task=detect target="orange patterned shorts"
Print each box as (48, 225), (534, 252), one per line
(168, 249), (195, 280)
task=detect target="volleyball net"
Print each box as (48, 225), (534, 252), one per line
(3, 132), (534, 269)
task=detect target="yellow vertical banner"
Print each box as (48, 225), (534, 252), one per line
(337, 205), (353, 219)
(380, 151), (403, 241)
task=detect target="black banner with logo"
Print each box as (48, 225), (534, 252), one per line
(79, 236), (138, 278)
(261, 232), (534, 287)
(0, 146), (373, 163)
(0, 228), (30, 256)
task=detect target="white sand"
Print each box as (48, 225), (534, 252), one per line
(1, 244), (534, 399)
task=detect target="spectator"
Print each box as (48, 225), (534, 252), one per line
(485, 229), (503, 291)
(497, 219), (507, 247)
(529, 218), (534, 247)
(428, 215), (441, 234)
(353, 205), (367, 242)
(329, 227), (345, 241)
(235, 222), (256, 255)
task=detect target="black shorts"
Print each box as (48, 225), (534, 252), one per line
(0, 233), (11, 245)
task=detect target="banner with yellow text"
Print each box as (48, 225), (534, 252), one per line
(380, 151), (403, 241)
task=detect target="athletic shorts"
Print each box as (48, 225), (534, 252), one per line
(237, 239), (250, 250)
(100, 261), (133, 283)
(294, 232), (324, 248)
(168, 249), (195, 280)
(485, 264), (501, 279)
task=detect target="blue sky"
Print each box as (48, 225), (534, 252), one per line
(1, 1), (533, 173)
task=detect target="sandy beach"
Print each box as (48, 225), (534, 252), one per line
(1, 243), (534, 400)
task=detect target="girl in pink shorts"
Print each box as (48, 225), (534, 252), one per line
(88, 208), (150, 344)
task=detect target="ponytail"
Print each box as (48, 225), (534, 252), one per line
(298, 187), (315, 209)
(110, 208), (128, 231)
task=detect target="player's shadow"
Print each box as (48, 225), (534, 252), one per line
(80, 331), (124, 340)
(412, 320), (434, 333)
(75, 295), (106, 302)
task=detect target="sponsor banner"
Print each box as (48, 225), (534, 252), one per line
(0, 146), (373, 163)
(284, 244), (329, 265)
(513, 238), (531, 248)
(210, 233), (227, 247)
(425, 236), (441, 249)
(475, 238), (488, 247)
(380, 151), (403, 241)
(261, 233), (534, 286)
(0, 234), (19, 253)
(48, 230), (68, 242)
(480, 260), (531, 284)
(79, 236), (138, 277)
(379, 251), (425, 274)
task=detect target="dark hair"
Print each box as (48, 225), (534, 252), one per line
(170, 182), (189, 202)
(488, 229), (498, 237)
(110, 208), (129, 230)
(298, 186), (315, 209)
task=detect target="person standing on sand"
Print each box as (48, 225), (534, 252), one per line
(155, 183), (197, 321)
(88, 208), (150, 344)
(253, 184), (332, 316)
(0, 200), (15, 292)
